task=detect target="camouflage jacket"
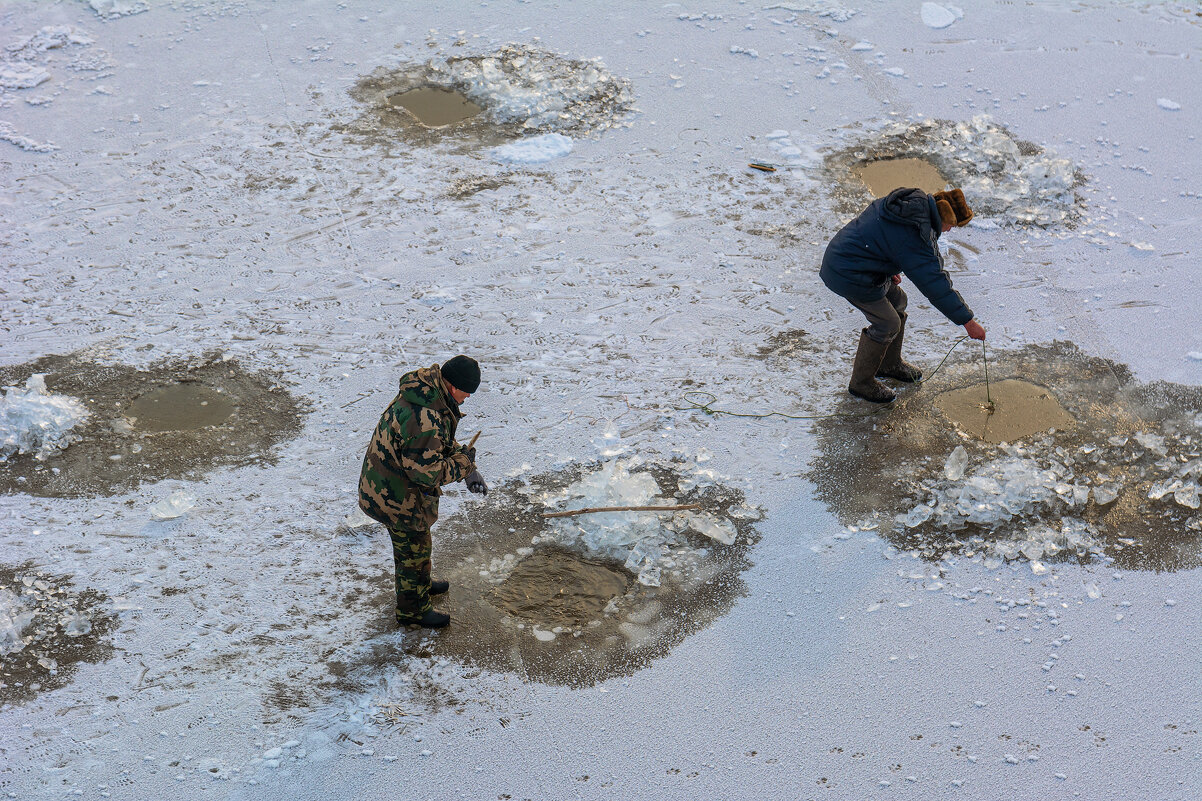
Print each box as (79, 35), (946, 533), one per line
(358, 365), (474, 529)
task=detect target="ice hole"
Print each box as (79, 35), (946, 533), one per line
(487, 548), (631, 629)
(128, 383), (234, 432)
(934, 379), (1075, 444)
(388, 86), (482, 127)
(855, 157), (948, 197)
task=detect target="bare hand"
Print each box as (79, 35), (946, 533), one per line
(964, 319), (986, 341)
(890, 274), (902, 285)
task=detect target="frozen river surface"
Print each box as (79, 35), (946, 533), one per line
(1, 1), (1200, 799)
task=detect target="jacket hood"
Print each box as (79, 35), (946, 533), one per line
(880, 187), (940, 238)
(397, 365), (461, 416)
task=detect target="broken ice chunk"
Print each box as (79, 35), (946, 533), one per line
(944, 445), (968, 481)
(902, 504), (934, 528)
(1174, 484), (1201, 509)
(637, 564), (662, 587)
(690, 513), (736, 545)
(150, 491), (196, 520)
(62, 611), (92, 637)
(1147, 479), (1182, 501)
(1092, 485), (1119, 505)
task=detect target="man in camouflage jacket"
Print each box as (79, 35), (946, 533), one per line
(359, 355), (487, 628)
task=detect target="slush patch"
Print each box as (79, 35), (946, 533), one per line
(388, 86), (482, 127)
(855, 157), (948, 197)
(0, 564), (116, 706)
(0, 354), (306, 499)
(934, 379), (1076, 443)
(383, 457), (761, 687)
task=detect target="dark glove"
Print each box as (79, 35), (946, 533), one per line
(463, 446), (476, 464)
(465, 469), (488, 495)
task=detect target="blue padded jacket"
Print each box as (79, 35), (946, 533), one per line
(819, 187), (973, 325)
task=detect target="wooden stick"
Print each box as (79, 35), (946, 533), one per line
(465, 430), (481, 450)
(541, 504), (701, 519)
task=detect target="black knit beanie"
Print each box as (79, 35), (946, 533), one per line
(441, 355), (481, 394)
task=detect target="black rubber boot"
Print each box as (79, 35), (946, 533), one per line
(848, 330), (896, 404)
(399, 610), (450, 629)
(430, 580), (449, 596)
(876, 313), (923, 383)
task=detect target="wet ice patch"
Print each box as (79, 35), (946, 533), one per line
(811, 342), (1202, 571)
(0, 354), (305, 498)
(490, 132), (574, 164)
(825, 115), (1084, 226)
(0, 565), (115, 705)
(0, 374), (90, 461)
(413, 454), (761, 686)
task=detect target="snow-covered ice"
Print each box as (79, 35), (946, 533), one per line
(490, 132), (574, 164)
(1, 2), (1199, 800)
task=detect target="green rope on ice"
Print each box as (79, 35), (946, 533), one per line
(916, 335), (971, 385)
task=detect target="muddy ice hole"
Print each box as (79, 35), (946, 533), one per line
(855, 157), (948, 197)
(812, 343), (1202, 572)
(764, 115), (1083, 226)
(344, 43), (634, 150)
(382, 455), (761, 687)
(0, 354), (305, 498)
(935, 378), (1076, 444)
(388, 86), (481, 128)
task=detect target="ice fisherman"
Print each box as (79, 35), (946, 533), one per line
(358, 355), (488, 628)
(820, 186), (987, 404)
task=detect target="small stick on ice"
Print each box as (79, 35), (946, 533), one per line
(541, 504), (701, 519)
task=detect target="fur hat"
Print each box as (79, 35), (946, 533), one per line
(933, 188), (973, 227)
(442, 355), (480, 394)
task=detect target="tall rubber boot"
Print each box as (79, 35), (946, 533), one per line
(876, 313), (923, 383)
(848, 330), (896, 403)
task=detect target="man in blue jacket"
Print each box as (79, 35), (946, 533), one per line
(820, 186), (987, 403)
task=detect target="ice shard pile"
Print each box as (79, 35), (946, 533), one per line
(534, 456), (741, 588)
(0, 374), (90, 461)
(801, 115), (1082, 226)
(435, 44), (634, 133)
(898, 428), (1202, 565)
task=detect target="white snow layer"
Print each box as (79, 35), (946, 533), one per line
(0, 374), (90, 461)
(490, 133), (574, 164)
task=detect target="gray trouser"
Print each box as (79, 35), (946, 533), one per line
(847, 283), (908, 344)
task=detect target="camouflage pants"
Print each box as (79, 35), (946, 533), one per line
(388, 524), (433, 622)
